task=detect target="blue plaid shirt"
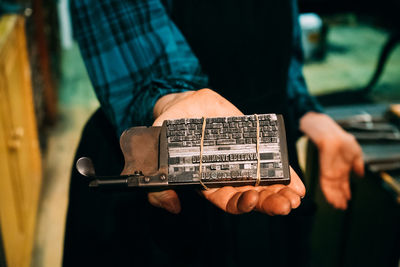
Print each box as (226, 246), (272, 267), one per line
(71, 0), (322, 136)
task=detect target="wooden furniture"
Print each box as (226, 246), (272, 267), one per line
(0, 15), (42, 267)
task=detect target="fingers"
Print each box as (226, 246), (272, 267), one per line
(149, 170), (306, 216)
(342, 178), (351, 201)
(279, 188), (302, 209)
(318, 133), (362, 210)
(256, 189), (291, 215)
(321, 183), (351, 210)
(203, 187), (258, 214)
(204, 185), (302, 215)
(226, 190), (259, 214)
(288, 167), (306, 197)
(320, 177), (349, 210)
(255, 186), (302, 215)
(202, 186), (237, 211)
(148, 190), (181, 214)
(348, 135), (364, 177)
(202, 167), (305, 215)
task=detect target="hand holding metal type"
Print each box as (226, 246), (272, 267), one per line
(76, 114), (291, 189)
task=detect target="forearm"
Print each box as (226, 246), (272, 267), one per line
(299, 111), (345, 146)
(70, 0), (208, 136)
(287, 0), (323, 125)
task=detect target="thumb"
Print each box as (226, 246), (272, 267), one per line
(353, 153), (365, 177)
(148, 190), (181, 214)
(288, 167), (306, 198)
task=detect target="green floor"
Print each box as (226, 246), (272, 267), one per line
(32, 19), (400, 267)
(304, 23), (400, 102)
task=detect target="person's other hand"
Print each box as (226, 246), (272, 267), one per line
(300, 112), (364, 210)
(149, 89), (305, 215)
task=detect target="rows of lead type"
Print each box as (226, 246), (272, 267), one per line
(171, 162), (282, 170)
(169, 163), (283, 176)
(167, 137), (279, 147)
(185, 169), (281, 180)
(167, 125), (278, 135)
(166, 114), (277, 125)
(194, 172), (267, 180)
(166, 121), (277, 131)
(167, 129), (278, 138)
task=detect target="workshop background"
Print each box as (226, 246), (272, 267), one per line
(0, 0), (399, 266)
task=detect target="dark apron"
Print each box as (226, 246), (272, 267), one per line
(171, 0), (302, 175)
(63, 1), (313, 266)
(172, 0), (292, 114)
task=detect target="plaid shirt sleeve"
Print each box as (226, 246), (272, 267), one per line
(287, 0), (323, 122)
(70, 0), (208, 136)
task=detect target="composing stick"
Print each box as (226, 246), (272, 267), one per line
(77, 114), (291, 189)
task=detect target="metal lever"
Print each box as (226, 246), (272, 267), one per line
(76, 157), (168, 188)
(76, 157), (96, 178)
(76, 157), (136, 187)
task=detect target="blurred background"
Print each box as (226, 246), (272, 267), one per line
(0, 0), (399, 266)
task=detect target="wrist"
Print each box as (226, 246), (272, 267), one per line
(299, 111), (344, 147)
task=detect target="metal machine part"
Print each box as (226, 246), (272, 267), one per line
(76, 114), (291, 189)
